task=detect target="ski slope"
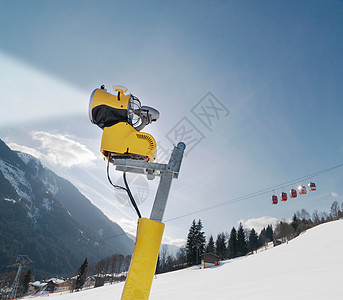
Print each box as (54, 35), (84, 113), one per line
(47, 220), (343, 300)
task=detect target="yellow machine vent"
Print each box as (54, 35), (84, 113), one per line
(136, 133), (155, 150)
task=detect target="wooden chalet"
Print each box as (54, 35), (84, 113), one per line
(200, 252), (220, 269)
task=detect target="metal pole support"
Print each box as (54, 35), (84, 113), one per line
(150, 142), (185, 222)
(113, 142), (185, 300)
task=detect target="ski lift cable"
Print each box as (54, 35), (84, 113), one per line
(164, 162), (343, 223)
(102, 162), (343, 241)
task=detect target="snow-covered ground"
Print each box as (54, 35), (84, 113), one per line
(45, 220), (343, 300)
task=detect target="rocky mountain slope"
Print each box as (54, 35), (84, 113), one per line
(0, 139), (134, 279)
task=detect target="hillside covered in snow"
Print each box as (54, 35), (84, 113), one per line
(44, 219), (343, 300)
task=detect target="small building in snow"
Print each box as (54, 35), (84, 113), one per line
(44, 278), (71, 293)
(29, 281), (47, 294)
(201, 253), (220, 269)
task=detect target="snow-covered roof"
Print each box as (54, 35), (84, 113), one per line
(46, 278), (65, 284)
(31, 281), (47, 288)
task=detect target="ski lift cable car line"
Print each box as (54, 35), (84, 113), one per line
(164, 162), (343, 223)
(102, 162), (343, 241)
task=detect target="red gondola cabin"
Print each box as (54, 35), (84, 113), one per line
(308, 182), (316, 191)
(281, 192), (287, 201)
(298, 185), (307, 195)
(272, 195), (278, 204)
(290, 189), (297, 198)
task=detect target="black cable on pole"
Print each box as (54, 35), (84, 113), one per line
(106, 160), (142, 218)
(123, 172), (142, 219)
(107, 159), (127, 191)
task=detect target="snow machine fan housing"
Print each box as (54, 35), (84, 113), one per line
(89, 85), (159, 161)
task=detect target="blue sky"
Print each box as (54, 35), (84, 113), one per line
(1, 1), (343, 246)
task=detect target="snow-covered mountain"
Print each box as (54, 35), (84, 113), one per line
(0, 139), (133, 279)
(46, 219), (343, 300)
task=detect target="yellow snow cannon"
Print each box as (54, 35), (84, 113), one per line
(89, 85), (159, 162)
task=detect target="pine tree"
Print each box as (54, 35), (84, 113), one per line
(186, 219), (206, 265)
(248, 228), (259, 253)
(291, 214), (300, 234)
(259, 224), (274, 247)
(156, 256), (161, 274)
(206, 235), (215, 253)
(266, 224), (274, 242)
(228, 227), (237, 258)
(76, 258), (88, 291)
(186, 220), (198, 265)
(259, 227), (267, 246)
(195, 219), (206, 260)
(236, 223), (248, 257)
(22, 270), (32, 295)
(215, 233), (226, 259)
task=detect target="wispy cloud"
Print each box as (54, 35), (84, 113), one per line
(7, 142), (43, 159)
(162, 236), (186, 247)
(117, 218), (138, 235)
(239, 216), (279, 233)
(331, 192), (338, 198)
(32, 131), (97, 168)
